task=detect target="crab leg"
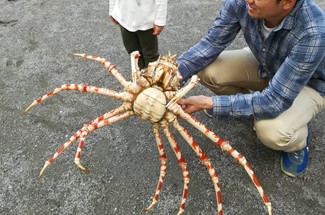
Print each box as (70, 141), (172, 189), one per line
(74, 105), (130, 172)
(169, 104), (272, 215)
(74, 128), (90, 172)
(41, 105), (126, 176)
(166, 75), (199, 108)
(23, 84), (124, 114)
(72, 53), (130, 89)
(130, 51), (141, 84)
(39, 128), (82, 177)
(173, 119), (222, 215)
(87, 104), (129, 125)
(39, 111), (133, 177)
(162, 124), (189, 215)
(144, 124), (167, 211)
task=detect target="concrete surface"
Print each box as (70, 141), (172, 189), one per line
(1, 0), (325, 215)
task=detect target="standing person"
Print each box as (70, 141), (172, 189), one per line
(109, 0), (167, 69)
(177, 0), (325, 177)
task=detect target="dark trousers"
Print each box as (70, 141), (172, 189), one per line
(119, 25), (159, 69)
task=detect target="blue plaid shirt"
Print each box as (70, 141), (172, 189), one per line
(177, 0), (325, 119)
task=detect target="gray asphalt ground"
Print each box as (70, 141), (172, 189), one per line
(1, 0), (325, 215)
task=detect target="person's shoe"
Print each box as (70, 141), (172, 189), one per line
(281, 132), (309, 177)
(203, 108), (213, 118)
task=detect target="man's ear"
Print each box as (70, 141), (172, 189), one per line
(282, 0), (297, 10)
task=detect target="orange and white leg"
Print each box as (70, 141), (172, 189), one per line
(74, 127), (90, 172)
(130, 51), (141, 84)
(74, 105), (132, 172)
(170, 105), (272, 215)
(162, 124), (189, 215)
(73, 111), (134, 172)
(173, 119), (222, 215)
(72, 53), (130, 89)
(23, 84), (124, 113)
(39, 111), (134, 177)
(144, 124), (167, 211)
(39, 128), (83, 177)
(86, 104), (130, 125)
(166, 75), (199, 108)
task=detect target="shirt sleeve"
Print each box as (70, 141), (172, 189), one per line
(154, 0), (167, 26)
(214, 33), (325, 119)
(109, 0), (115, 15)
(176, 0), (241, 84)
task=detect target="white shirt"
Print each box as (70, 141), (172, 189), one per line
(261, 20), (276, 41)
(109, 0), (167, 32)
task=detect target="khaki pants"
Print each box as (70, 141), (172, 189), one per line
(198, 48), (325, 152)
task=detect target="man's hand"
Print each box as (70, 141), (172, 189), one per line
(178, 95), (213, 114)
(153, 24), (164, 35)
(109, 16), (119, 25)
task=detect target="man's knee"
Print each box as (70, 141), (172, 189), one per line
(198, 72), (227, 94)
(255, 120), (294, 151)
(198, 68), (220, 86)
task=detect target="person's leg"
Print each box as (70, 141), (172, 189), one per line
(255, 86), (325, 176)
(137, 28), (159, 68)
(198, 48), (269, 95)
(119, 25), (145, 69)
(255, 86), (325, 152)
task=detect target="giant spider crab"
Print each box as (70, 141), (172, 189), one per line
(23, 51), (272, 215)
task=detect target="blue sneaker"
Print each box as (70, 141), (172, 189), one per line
(203, 108), (213, 118)
(281, 132), (309, 177)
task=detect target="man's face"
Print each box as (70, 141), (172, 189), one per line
(245, 0), (288, 27)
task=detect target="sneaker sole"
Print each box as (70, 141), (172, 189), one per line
(203, 109), (213, 118)
(280, 159), (300, 177)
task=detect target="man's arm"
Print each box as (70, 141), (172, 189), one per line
(176, 0), (241, 84)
